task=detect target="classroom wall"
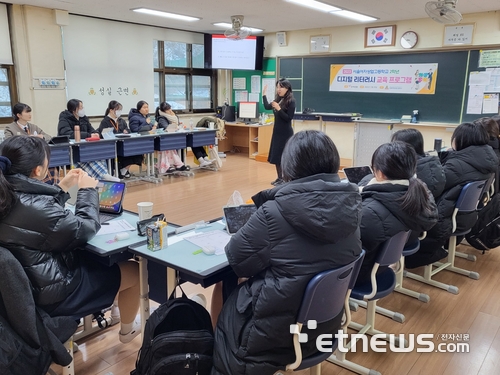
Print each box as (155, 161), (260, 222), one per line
(264, 11), (500, 57)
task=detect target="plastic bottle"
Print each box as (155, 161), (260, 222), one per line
(189, 118), (194, 130)
(74, 125), (81, 142)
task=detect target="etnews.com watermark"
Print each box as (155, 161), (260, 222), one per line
(290, 320), (470, 354)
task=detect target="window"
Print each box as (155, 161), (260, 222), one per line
(154, 40), (215, 113)
(0, 65), (17, 124)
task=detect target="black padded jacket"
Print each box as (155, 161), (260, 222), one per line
(57, 110), (97, 139)
(0, 174), (100, 307)
(212, 173), (362, 375)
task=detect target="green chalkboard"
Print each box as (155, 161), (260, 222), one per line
(232, 58), (276, 115)
(280, 51), (471, 123)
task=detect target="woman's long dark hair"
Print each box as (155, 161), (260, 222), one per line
(451, 122), (489, 151)
(105, 100), (122, 116)
(155, 102), (171, 121)
(274, 78), (294, 112)
(0, 136), (48, 219)
(12, 103), (32, 121)
(391, 128), (425, 156)
(473, 117), (499, 139)
(371, 141), (433, 216)
(281, 130), (340, 181)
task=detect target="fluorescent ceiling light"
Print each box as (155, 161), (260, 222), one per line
(285, 0), (340, 13)
(213, 23), (263, 33)
(132, 8), (200, 22)
(330, 9), (377, 22)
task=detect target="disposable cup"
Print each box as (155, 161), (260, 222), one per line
(137, 202), (154, 220)
(208, 122), (215, 130)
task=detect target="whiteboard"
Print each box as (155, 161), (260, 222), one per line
(64, 15), (203, 116)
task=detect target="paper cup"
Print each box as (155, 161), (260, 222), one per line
(208, 122), (215, 130)
(137, 202), (154, 220)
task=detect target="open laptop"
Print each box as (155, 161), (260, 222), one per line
(342, 166), (373, 184)
(223, 204), (258, 235)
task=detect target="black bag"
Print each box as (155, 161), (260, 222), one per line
(465, 194), (500, 251)
(131, 287), (214, 375)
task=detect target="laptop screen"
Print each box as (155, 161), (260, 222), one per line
(223, 204), (258, 235)
(97, 181), (126, 214)
(343, 166), (373, 184)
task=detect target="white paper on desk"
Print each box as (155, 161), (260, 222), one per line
(96, 219), (136, 236)
(184, 230), (231, 255)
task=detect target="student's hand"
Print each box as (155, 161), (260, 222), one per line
(91, 133), (100, 139)
(146, 117), (151, 124)
(263, 85), (267, 96)
(78, 172), (98, 190)
(123, 129), (129, 134)
(152, 125), (157, 130)
(271, 101), (281, 111)
(58, 169), (83, 192)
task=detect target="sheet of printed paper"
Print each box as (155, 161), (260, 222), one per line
(262, 78), (276, 100)
(466, 85), (484, 114)
(184, 230), (231, 255)
(96, 219), (136, 236)
(235, 90), (248, 102)
(233, 77), (246, 90)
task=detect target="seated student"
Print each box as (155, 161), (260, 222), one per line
(154, 102), (190, 173)
(475, 117), (500, 194)
(128, 100), (156, 133)
(58, 99), (116, 181)
(406, 123), (499, 269)
(5, 103), (60, 185)
(98, 100), (143, 179)
(0, 136), (141, 343)
(212, 130), (362, 375)
(356, 141), (438, 286)
(5, 102), (51, 140)
(360, 129), (445, 199)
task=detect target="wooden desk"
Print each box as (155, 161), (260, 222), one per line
(219, 122), (273, 159)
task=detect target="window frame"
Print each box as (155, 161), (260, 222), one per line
(154, 40), (217, 114)
(0, 64), (18, 124)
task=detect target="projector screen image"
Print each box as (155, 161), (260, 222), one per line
(204, 34), (264, 70)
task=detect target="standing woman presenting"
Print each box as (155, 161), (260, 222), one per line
(263, 78), (295, 185)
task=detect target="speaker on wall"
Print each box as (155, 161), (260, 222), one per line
(276, 32), (287, 47)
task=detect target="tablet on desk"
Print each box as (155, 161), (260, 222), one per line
(223, 204), (258, 235)
(342, 166), (373, 184)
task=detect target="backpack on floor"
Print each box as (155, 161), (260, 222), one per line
(465, 194), (500, 251)
(131, 287), (214, 375)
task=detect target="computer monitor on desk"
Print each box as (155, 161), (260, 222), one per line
(238, 102), (258, 124)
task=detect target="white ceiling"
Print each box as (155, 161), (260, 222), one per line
(5, 0), (500, 34)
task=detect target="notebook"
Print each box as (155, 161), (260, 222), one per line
(97, 180), (126, 223)
(223, 204), (258, 235)
(342, 166), (373, 184)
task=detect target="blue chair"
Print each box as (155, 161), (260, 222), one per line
(406, 180), (486, 294)
(286, 250), (365, 375)
(456, 173), (496, 262)
(352, 235), (430, 324)
(327, 231), (410, 375)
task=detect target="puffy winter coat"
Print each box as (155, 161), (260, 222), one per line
(212, 173), (362, 375)
(429, 145), (498, 242)
(416, 154), (446, 198)
(0, 174), (100, 307)
(357, 181), (438, 285)
(488, 137), (500, 194)
(57, 110), (97, 139)
(128, 108), (151, 133)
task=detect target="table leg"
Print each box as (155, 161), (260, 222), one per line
(138, 256), (150, 337)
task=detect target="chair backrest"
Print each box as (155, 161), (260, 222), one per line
(456, 180), (487, 213)
(375, 230), (411, 267)
(296, 250), (365, 324)
(478, 174), (495, 208)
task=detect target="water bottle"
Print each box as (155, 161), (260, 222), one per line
(189, 118), (194, 130)
(74, 125), (81, 142)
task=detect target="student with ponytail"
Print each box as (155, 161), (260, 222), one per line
(356, 141), (438, 286)
(0, 136), (141, 344)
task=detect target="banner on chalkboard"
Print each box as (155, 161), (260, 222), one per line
(329, 63), (438, 94)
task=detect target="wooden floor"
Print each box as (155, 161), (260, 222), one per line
(51, 154), (500, 375)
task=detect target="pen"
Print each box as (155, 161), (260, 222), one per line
(101, 222), (110, 225)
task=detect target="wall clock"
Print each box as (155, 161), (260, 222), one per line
(400, 31), (418, 49)
(310, 35), (330, 53)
